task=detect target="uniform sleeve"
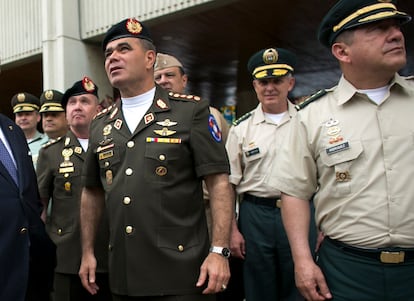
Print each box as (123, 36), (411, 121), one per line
(81, 122), (103, 188)
(191, 99), (230, 177)
(267, 113), (318, 201)
(225, 125), (243, 186)
(36, 147), (54, 199)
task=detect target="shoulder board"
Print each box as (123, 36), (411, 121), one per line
(168, 91), (201, 102)
(232, 112), (252, 126)
(295, 89), (327, 111)
(405, 75), (414, 80)
(42, 136), (62, 148)
(94, 105), (115, 119)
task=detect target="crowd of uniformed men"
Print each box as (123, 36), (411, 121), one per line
(2, 0), (414, 300)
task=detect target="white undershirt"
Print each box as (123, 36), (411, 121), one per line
(264, 112), (286, 125)
(122, 88), (155, 133)
(77, 138), (89, 151)
(358, 85), (389, 105)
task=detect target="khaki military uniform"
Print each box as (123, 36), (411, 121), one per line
(82, 87), (229, 296)
(37, 131), (109, 274)
(270, 74), (414, 248)
(28, 130), (48, 169)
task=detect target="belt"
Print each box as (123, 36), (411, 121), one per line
(243, 193), (281, 208)
(326, 237), (414, 264)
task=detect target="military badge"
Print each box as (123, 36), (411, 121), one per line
(262, 48), (278, 64)
(208, 114), (222, 142)
(103, 124), (112, 136)
(106, 170), (113, 185)
(144, 113), (155, 124)
(74, 147), (82, 154)
(17, 93), (25, 102)
(114, 119), (123, 130)
(156, 119), (177, 127)
(44, 90), (54, 100)
(126, 18), (142, 34)
(82, 76), (96, 93)
(156, 99), (168, 109)
(154, 128), (176, 137)
(336, 171), (351, 182)
(64, 181), (71, 192)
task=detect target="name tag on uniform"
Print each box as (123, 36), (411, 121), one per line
(59, 167), (75, 173)
(99, 150), (114, 160)
(245, 147), (260, 157)
(326, 142), (350, 155)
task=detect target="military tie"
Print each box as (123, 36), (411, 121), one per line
(0, 137), (18, 185)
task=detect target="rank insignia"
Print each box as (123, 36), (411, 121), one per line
(156, 119), (177, 127)
(144, 113), (155, 124)
(74, 147), (82, 154)
(65, 137), (71, 146)
(114, 119), (123, 130)
(327, 126), (341, 136)
(325, 118), (339, 127)
(156, 99), (168, 109)
(110, 107), (119, 120)
(64, 181), (71, 191)
(103, 124), (112, 136)
(154, 128), (176, 137)
(208, 114), (222, 142)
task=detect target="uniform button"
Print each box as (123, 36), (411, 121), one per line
(178, 245), (184, 252)
(125, 168), (133, 176)
(127, 141), (135, 148)
(64, 173), (69, 178)
(20, 227), (28, 234)
(155, 166), (167, 176)
(57, 228), (62, 235)
(125, 226), (133, 234)
(123, 196), (131, 205)
(159, 154), (166, 161)
(108, 244), (113, 251)
(104, 161), (110, 167)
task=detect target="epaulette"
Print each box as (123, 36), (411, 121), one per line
(232, 112), (252, 126)
(168, 91), (201, 102)
(42, 136), (62, 148)
(295, 89), (327, 111)
(94, 105), (115, 119)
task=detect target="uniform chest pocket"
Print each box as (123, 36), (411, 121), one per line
(144, 143), (182, 183)
(319, 141), (364, 195)
(55, 169), (82, 197)
(98, 145), (121, 170)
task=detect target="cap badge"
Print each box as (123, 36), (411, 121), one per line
(82, 76), (95, 93)
(262, 48), (279, 64)
(45, 90), (54, 100)
(126, 18), (142, 35)
(17, 93), (26, 102)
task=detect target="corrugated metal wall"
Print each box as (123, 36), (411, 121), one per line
(80, 0), (214, 39)
(0, 0), (42, 65)
(0, 0), (213, 66)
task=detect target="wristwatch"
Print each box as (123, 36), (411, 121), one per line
(209, 246), (231, 258)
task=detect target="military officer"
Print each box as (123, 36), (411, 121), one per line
(11, 92), (48, 168)
(37, 77), (111, 301)
(79, 18), (234, 301)
(269, 0), (414, 300)
(39, 89), (68, 140)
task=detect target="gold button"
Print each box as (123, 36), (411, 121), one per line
(155, 166), (167, 176)
(123, 196), (131, 205)
(125, 226), (133, 234)
(159, 154), (166, 161)
(178, 245), (184, 252)
(20, 227), (28, 234)
(127, 141), (135, 148)
(125, 168), (133, 176)
(64, 173), (69, 178)
(104, 161), (110, 167)
(57, 228), (62, 235)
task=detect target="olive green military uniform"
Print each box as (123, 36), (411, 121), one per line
(270, 75), (414, 299)
(37, 131), (110, 300)
(82, 87), (229, 297)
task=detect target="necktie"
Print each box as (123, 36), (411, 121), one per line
(0, 137), (18, 185)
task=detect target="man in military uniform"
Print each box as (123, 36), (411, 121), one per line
(37, 77), (111, 301)
(11, 92), (48, 168)
(79, 18), (234, 301)
(226, 47), (314, 301)
(269, 1), (414, 300)
(39, 89), (68, 140)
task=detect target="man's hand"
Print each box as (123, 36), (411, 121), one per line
(294, 259), (332, 301)
(196, 253), (230, 294)
(79, 253), (99, 295)
(230, 221), (245, 259)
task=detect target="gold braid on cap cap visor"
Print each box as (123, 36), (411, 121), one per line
(13, 103), (39, 112)
(253, 64), (293, 78)
(333, 3), (396, 33)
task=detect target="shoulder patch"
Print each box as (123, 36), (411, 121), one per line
(42, 136), (62, 148)
(295, 89), (327, 111)
(168, 91), (201, 102)
(232, 112), (252, 126)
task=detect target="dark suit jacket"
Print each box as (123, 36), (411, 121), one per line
(0, 114), (55, 301)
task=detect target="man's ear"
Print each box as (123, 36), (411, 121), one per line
(331, 42), (351, 63)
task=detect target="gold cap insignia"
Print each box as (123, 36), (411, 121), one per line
(45, 90), (54, 100)
(262, 48), (279, 64)
(126, 18), (142, 34)
(17, 93), (26, 102)
(82, 76), (95, 93)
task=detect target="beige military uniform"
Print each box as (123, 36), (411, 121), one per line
(226, 101), (296, 197)
(269, 74), (414, 248)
